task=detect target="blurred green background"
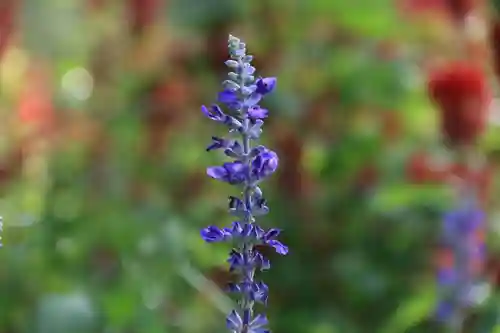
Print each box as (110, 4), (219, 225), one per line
(1, 0), (500, 332)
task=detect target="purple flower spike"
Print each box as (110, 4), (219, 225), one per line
(200, 35), (286, 333)
(435, 195), (486, 327)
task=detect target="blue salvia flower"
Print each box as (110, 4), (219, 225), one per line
(435, 195), (485, 328)
(200, 35), (288, 333)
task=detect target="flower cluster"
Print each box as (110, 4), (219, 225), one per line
(435, 196), (485, 325)
(200, 35), (288, 333)
(427, 61), (490, 147)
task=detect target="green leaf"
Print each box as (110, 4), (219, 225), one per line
(372, 184), (451, 211)
(102, 289), (139, 327)
(380, 283), (437, 333)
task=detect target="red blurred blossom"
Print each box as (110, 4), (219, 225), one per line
(18, 65), (55, 136)
(490, 21), (500, 85)
(406, 151), (493, 205)
(406, 152), (444, 183)
(86, 0), (111, 13)
(397, 0), (475, 22)
(428, 62), (490, 147)
(487, 256), (500, 287)
(445, 0), (475, 23)
(128, 0), (160, 35)
(0, 0), (16, 60)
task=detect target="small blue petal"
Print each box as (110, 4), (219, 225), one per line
(248, 105), (269, 119)
(263, 228), (281, 240)
(200, 225), (228, 242)
(244, 93), (263, 107)
(250, 313), (269, 329)
(207, 162), (248, 184)
(251, 149), (279, 180)
(255, 253), (271, 270)
(206, 166), (228, 181)
(229, 197), (246, 216)
(206, 136), (229, 151)
(241, 223), (254, 238)
(224, 141), (243, 158)
(248, 120), (264, 139)
(226, 310), (243, 331)
(218, 90), (239, 104)
(201, 105), (226, 122)
(227, 283), (241, 293)
(249, 281), (269, 304)
(253, 225), (265, 239)
(255, 77), (277, 95)
(266, 239), (288, 255)
(230, 221), (243, 234)
(243, 309), (251, 325)
(435, 301), (454, 321)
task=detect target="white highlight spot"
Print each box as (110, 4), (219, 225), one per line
(61, 67), (93, 101)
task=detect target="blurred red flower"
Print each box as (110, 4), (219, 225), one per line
(18, 66), (55, 136)
(445, 0), (475, 23)
(428, 62), (490, 147)
(490, 21), (500, 85)
(406, 151), (493, 205)
(487, 256), (500, 287)
(87, 0), (107, 12)
(397, 0), (475, 22)
(0, 0), (15, 60)
(128, 0), (160, 35)
(406, 152), (443, 183)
